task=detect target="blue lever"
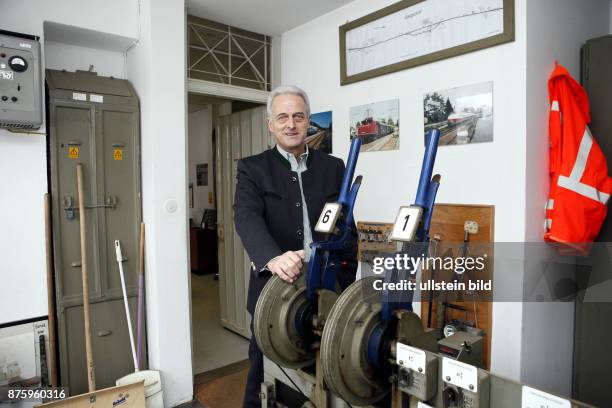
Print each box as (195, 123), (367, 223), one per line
(381, 128), (441, 321)
(415, 129), (440, 207)
(306, 139), (362, 300)
(338, 138), (361, 205)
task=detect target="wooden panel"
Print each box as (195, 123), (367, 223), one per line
(356, 221), (394, 262)
(217, 116), (230, 326)
(420, 203), (494, 369)
(217, 106), (268, 338)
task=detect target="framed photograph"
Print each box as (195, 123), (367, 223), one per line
(307, 111), (333, 153)
(196, 163), (208, 186)
(339, 0), (514, 85)
(350, 99), (399, 152)
(0, 318), (49, 388)
(424, 81), (493, 146)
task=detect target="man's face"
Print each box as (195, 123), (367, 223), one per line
(268, 94), (309, 152)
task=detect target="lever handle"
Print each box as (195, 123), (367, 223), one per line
(338, 138), (361, 205)
(114, 240), (123, 263)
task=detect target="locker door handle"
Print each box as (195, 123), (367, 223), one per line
(105, 195), (117, 208)
(64, 196), (76, 220)
(97, 329), (112, 337)
(217, 227), (224, 241)
(71, 261), (82, 267)
(63, 195), (117, 219)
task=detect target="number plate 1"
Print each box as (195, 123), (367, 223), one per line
(315, 203), (342, 233)
(391, 206), (422, 242)
(397, 342), (427, 374)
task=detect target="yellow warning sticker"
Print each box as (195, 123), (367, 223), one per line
(68, 147), (79, 159)
(113, 149), (123, 161)
(208, 191), (214, 204)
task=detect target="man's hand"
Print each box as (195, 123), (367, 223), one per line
(267, 250), (305, 283)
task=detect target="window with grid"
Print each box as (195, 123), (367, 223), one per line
(188, 15), (271, 91)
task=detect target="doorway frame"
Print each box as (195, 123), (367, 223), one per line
(187, 78), (269, 376)
(188, 78), (269, 104)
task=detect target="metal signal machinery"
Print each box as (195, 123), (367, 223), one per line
(0, 30), (43, 129)
(257, 130), (595, 408)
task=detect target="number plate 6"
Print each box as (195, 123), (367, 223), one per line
(315, 203), (342, 233)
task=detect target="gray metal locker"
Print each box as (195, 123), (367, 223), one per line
(573, 35), (612, 407)
(216, 106), (269, 338)
(47, 70), (143, 394)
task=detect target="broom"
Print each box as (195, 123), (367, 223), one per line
(114, 226), (164, 407)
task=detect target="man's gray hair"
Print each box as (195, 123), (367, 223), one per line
(266, 85), (311, 118)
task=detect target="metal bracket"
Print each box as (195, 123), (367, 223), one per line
(259, 381), (275, 407)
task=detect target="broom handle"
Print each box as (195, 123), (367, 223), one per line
(115, 240), (139, 372)
(136, 222), (145, 370)
(76, 164), (96, 392)
(44, 194), (58, 387)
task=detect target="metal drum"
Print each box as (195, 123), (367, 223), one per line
(320, 276), (393, 406)
(253, 269), (317, 368)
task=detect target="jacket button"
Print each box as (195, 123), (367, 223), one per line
(297, 229), (303, 236)
(291, 176), (297, 182)
(295, 202), (301, 208)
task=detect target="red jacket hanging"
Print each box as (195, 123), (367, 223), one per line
(545, 63), (612, 253)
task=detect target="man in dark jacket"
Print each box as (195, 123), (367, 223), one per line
(234, 85), (358, 407)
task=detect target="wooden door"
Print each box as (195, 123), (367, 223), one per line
(216, 106), (270, 338)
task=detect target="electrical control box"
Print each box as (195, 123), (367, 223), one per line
(0, 30), (43, 129)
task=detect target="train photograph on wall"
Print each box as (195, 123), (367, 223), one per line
(306, 110), (333, 154)
(350, 99), (399, 152)
(423, 81), (494, 146)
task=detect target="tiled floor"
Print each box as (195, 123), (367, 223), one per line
(194, 360), (250, 408)
(191, 274), (249, 374)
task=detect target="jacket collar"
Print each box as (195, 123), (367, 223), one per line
(271, 144), (313, 169)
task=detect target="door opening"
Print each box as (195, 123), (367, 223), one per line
(187, 92), (269, 407)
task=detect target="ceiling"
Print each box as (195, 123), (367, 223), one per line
(186, 0), (354, 36)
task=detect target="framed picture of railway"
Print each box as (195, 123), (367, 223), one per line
(307, 111), (333, 154)
(339, 0), (514, 85)
(350, 99), (400, 152)
(423, 81), (493, 146)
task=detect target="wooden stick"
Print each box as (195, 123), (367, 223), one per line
(136, 222), (145, 370)
(76, 164), (96, 392)
(44, 193), (58, 387)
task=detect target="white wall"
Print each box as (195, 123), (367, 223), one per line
(281, 0), (528, 380)
(126, 0), (193, 405)
(188, 106), (214, 224)
(0, 0), (138, 326)
(522, 0), (611, 396)
(44, 41), (126, 79)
